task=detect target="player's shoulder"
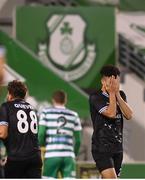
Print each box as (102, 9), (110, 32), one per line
(89, 90), (102, 101)
(65, 108), (79, 117)
(0, 101), (8, 108)
(1, 100), (15, 107)
(0, 101), (13, 113)
(1, 101), (8, 106)
(41, 106), (79, 117)
(89, 89), (102, 97)
(41, 106), (56, 113)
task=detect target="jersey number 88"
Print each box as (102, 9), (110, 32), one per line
(17, 110), (38, 134)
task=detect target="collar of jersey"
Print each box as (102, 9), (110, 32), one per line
(53, 105), (66, 109)
(102, 91), (109, 98)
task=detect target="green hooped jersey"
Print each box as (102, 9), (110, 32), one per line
(39, 106), (82, 158)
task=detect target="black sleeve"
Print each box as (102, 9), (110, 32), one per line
(89, 93), (108, 114)
(120, 90), (127, 102)
(0, 103), (9, 126)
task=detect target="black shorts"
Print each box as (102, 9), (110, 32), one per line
(92, 150), (123, 177)
(4, 154), (42, 178)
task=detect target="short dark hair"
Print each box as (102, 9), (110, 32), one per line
(8, 80), (27, 99)
(52, 90), (67, 104)
(100, 65), (120, 78)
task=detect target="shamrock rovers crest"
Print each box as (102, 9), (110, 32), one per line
(38, 14), (96, 81)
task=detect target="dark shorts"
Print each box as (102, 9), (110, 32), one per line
(92, 150), (123, 177)
(4, 154), (42, 178)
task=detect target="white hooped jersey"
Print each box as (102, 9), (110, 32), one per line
(39, 106), (82, 158)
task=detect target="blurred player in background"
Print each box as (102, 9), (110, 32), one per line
(89, 65), (133, 178)
(39, 90), (82, 178)
(0, 80), (42, 178)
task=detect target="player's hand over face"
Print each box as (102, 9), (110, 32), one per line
(106, 76), (118, 94)
(115, 76), (120, 94)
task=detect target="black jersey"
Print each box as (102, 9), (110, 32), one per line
(0, 99), (40, 161)
(89, 90), (126, 153)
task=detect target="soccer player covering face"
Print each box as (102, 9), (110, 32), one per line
(89, 65), (133, 178)
(0, 80), (42, 178)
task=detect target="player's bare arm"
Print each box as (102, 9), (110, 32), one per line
(101, 76), (117, 118)
(114, 76), (133, 120)
(0, 125), (8, 139)
(116, 92), (133, 120)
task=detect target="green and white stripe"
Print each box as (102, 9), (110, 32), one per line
(39, 107), (82, 158)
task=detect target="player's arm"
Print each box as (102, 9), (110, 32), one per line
(0, 104), (8, 139)
(74, 115), (82, 156)
(38, 110), (47, 146)
(74, 130), (81, 156)
(101, 76), (118, 119)
(116, 92), (133, 120)
(0, 125), (8, 139)
(101, 92), (116, 118)
(38, 125), (46, 146)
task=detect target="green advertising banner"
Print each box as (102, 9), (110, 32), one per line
(15, 6), (116, 89)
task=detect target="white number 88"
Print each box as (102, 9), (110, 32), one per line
(17, 110), (38, 134)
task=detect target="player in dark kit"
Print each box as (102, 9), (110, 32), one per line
(89, 65), (133, 178)
(0, 80), (42, 178)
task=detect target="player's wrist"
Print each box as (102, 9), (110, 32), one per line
(115, 91), (121, 99)
(109, 91), (116, 96)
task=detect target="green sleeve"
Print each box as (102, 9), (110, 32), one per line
(38, 125), (46, 146)
(74, 130), (81, 156)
